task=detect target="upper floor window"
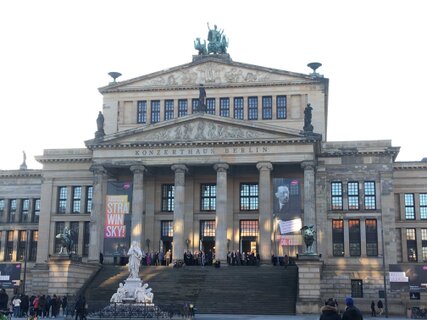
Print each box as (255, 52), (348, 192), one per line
(332, 219), (344, 256)
(164, 100), (174, 120)
(248, 97), (258, 120)
(151, 100), (160, 124)
(240, 183), (259, 211)
(364, 181), (376, 210)
(420, 194), (427, 220)
(234, 97), (244, 120)
(32, 199), (40, 223)
(276, 95), (287, 119)
(220, 98), (230, 117)
(407, 228), (417, 261)
(331, 182), (343, 210)
(86, 186), (93, 213)
(0, 199), (4, 216)
(404, 193), (415, 220)
(161, 184), (174, 212)
(348, 182), (359, 210)
(366, 219), (378, 256)
(192, 99), (199, 113)
(161, 220), (173, 238)
(8, 199), (17, 222)
(137, 100), (147, 124)
(21, 199), (30, 222)
(349, 219), (361, 256)
(201, 184), (216, 211)
(17, 230), (28, 261)
(262, 96), (272, 120)
(58, 187), (67, 214)
(72, 186), (82, 213)
(206, 98), (215, 115)
(178, 99), (188, 117)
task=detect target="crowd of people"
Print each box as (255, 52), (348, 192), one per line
(320, 296), (386, 320)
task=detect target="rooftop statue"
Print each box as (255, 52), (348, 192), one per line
(303, 103), (314, 133)
(194, 38), (207, 55)
(194, 23), (228, 55)
(95, 111), (105, 139)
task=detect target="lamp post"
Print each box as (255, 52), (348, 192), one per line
(381, 224), (389, 318)
(22, 229), (30, 294)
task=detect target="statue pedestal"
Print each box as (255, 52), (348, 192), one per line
(123, 278), (142, 300)
(295, 254), (323, 314)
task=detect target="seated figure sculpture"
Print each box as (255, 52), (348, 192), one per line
(110, 282), (127, 303)
(134, 283), (154, 304)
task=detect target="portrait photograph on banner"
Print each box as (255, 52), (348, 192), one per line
(272, 178), (302, 228)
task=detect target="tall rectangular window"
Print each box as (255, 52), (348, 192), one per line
(164, 100), (174, 120)
(404, 193), (415, 220)
(348, 182), (359, 210)
(220, 98), (230, 117)
(0, 199), (4, 218)
(70, 222), (79, 254)
(150, 100), (160, 124)
(17, 230), (27, 261)
(240, 220), (259, 237)
(420, 194), (427, 220)
(407, 228), (417, 261)
(276, 95), (287, 119)
(262, 96), (272, 119)
(32, 199), (40, 223)
(331, 182), (343, 210)
(58, 187), (67, 214)
(83, 222), (90, 257)
(29, 230), (38, 261)
(206, 98), (215, 115)
(161, 184), (174, 212)
(161, 221), (173, 238)
(54, 222), (65, 254)
(86, 186), (93, 213)
(137, 100), (147, 124)
(349, 219), (361, 256)
(178, 99), (188, 117)
(201, 184), (216, 211)
(5, 231), (14, 261)
(234, 97), (244, 120)
(421, 229), (427, 262)
(332, 219), (344, 256)
(200, 220), (216, 238)
(364, 181), (376, 210)
(366, 219), (378, 256)
(21, 199), (30, 222)
(240, 183), (259, 211)
(192, 98), (199, 113)
(248, 96), (258, 120)
(351, 280), (363, 298)
(72, 186), (82, 213)
(8, 199), (17, 222)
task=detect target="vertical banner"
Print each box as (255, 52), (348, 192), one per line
(273, 178), (302, 235)
(104, 182), (132, 256)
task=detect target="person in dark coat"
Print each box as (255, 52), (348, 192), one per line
(371, 300), (376, 316)
(74, 295), (86, 320)
(320, 299), (341, 320)
(0, 289), (8, 311)
(342, 297), (363, 320)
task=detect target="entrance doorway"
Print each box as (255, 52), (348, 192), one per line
(241, 237), (257, 255)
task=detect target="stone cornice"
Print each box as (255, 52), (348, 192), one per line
(393, 162), (427, 170)
(320, 146), (400, 159)
(35, 148), (93, 164)
(0, 169), (42, 178)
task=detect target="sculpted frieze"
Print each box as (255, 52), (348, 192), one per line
(143, 120), (271, 142)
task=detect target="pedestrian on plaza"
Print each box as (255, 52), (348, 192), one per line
(0, 289), (8, 311)
(12, 295), (22, 318)
(342, 297), (363, 320)
(74, 295), (86, 320)
(21, 293), (29, 317)
(371, 300), (376, 316)
(320, 298), (341, 320)
(377, 300), (384, 316)
(61, 296), (68, 316)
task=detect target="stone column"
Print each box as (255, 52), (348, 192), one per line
(171, 164), (187, 264)
(301, 161), (316, 252)
(257, 161), (273, 263)
(36, 179), (53, 264)
(130, 165), (146, 247)
(214, 163), (229, 263)
(88, 165), (108, 263)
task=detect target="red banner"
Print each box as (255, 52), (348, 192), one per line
(104, 195), (129, 238)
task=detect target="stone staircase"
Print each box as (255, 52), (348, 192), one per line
(84, 264), (298, 315)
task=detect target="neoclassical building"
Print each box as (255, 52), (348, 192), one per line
(0, 43), (426, 313)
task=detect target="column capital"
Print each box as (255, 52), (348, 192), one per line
(171, 164), (188, 174)
(301, 161), (316, 171)
(89, 164), (107, 175)
(213, 163), (229, 172)
(130, 164), (147, 174)
(256, 161), (273, 171)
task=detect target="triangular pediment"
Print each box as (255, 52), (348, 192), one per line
(99, 56), (315, 93)
(87, 114), (309, 148)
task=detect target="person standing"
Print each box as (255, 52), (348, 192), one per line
(61, 296), (68, 316)
(377, 300), (384, 316)
(371, 300), (376, 317)
(320, 299), (341, 320)
(12, 295), (21, 318)
(74, 295), (86, 320)
(0, 289), (8, 311)
(342, 297), (363, 320)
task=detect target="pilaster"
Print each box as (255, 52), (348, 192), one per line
(36, 178), (53, 264)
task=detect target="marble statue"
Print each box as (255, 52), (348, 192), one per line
(110, 283), (127, 303)
(303, 103), (314, 133)
(127, 241), (143, 279)
(134, 283), (154, 304)
(55, 227), (73, 255)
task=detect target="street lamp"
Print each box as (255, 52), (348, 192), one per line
(22, 229), (30, 294)
(381, 224), (389, 318)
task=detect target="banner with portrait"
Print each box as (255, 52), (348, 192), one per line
(0, 263), (21, 288)
(273, 178), (302, 235)
(103, 181), (132, 257)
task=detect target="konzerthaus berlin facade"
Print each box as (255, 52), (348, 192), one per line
(0, 47), (426, 313)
